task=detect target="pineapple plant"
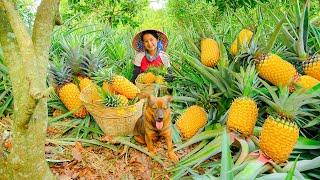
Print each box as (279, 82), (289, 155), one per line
(239, 19), (298, 87)
(278, 1), (320, 81)
(176, 105), (208, 139)
(230, 28), (254, 56)
(226, 65), (259, 137)
(235, 83), (320, 179)
(49, 60), (88, 118)
(200, 38), (220, 67)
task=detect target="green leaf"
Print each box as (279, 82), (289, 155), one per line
(220, 128), (234, 180)
(285, 155), (299, 180)
(295, 137), (320, 149)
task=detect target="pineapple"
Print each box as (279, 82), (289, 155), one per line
(302, 54), (320, 80)
(49, 61), (88, 118)
(227, 65), (259, 137)
(259, 117), (299, 163)
(155, 75), (165, 84)
(100, 88), (128, 107)
(176, 105), (208, 139)
(279, 2), (320, 80)
(295, 75), (319, 90)
(115, 94), (129, 107)
(142, 72), (156, 84)
(258, 82), (320, 162)
(136, 73), (145, 84)
(102, 81), (116, 94)
(99, 69), (140, 99)
(200, 38), (220, 67)
(230, 28), (253, 56)
(255, 53), (297, 86)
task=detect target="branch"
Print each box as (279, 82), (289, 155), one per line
(32, 0), (61, 56)
(2, 0), (35, 63)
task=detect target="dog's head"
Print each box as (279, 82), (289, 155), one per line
(139, 93), (173, 130)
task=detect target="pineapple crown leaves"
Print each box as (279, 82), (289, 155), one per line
(145, 66), (167, 76)
(59, 34), (84, 75)
(92, 67), (114, 85)
(258, 79), (320, 125)
(48, 58), (73, 87)
(232, 63), (260, 99)
(96, 86), (119, 107)
(80, 42), (106, 78)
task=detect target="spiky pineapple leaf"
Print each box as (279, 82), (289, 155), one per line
(220, 128), (234, 180)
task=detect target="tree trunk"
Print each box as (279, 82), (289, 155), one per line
(0, 0), (61, 179)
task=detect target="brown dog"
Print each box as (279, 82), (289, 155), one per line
(133, 94), (179, 162)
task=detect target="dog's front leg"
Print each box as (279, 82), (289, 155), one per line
(163, 130), (179, 162)
(145, 133), (156, 155)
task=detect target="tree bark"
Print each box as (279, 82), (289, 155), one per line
(0, 0), (60, 179)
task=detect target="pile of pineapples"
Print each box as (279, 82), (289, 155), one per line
(49, 35), (140, 118)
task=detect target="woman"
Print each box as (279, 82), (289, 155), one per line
(130, 29), (174, 83)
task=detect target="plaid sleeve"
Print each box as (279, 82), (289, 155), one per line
(132, 52), (145, 67)
(160, 51), (171, 67)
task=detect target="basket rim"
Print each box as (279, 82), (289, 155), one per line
(80, 84), (145, 110)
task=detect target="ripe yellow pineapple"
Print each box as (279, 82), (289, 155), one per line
(176, 105), (208, 139)
(259, 117), (299, 163)
(255, 54), (297, 86)
(227, 65), (259, 137)
(136, 73), (145, 84)
(200, 38), (220, 67)
(142, 72), (156, 84)
(303, 54), (320, 80)
(50, 62), (88, 118)
(230, 28), (253, 56)
(115, 94), (129, 107)
(155, 75), (165, 84)
(78, 76), (93, 91)
(227, 97), (258, 137)
(111, 75), (140, 99)
(296, 75), (319, 90)
(102, 81), (115, 94)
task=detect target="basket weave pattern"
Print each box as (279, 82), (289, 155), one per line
(80, 85), (144, 136)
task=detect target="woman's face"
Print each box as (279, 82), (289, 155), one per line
(142, 33), (158, 53)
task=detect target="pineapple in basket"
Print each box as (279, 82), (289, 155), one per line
(136, 66), (166, 85)
(49, 60), (88, 118)
(98, 87), (128, 107)
(96, 68), (140, 99)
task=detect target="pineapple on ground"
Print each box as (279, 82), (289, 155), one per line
(230, 28), (253, 56)
(176, 105), (208, 139)
(200, 38), (220, 67)
(49, 61), (88, 118)
(227, 65), (259, 137)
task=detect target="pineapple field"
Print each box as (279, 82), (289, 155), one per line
(1, 0), (320, 179)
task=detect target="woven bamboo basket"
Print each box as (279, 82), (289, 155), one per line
(135, 80), (168, 96)
(80, 85), (144, 136)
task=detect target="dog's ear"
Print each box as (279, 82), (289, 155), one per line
(137, 92), (150, 99)
(164, 95), (173, 102)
